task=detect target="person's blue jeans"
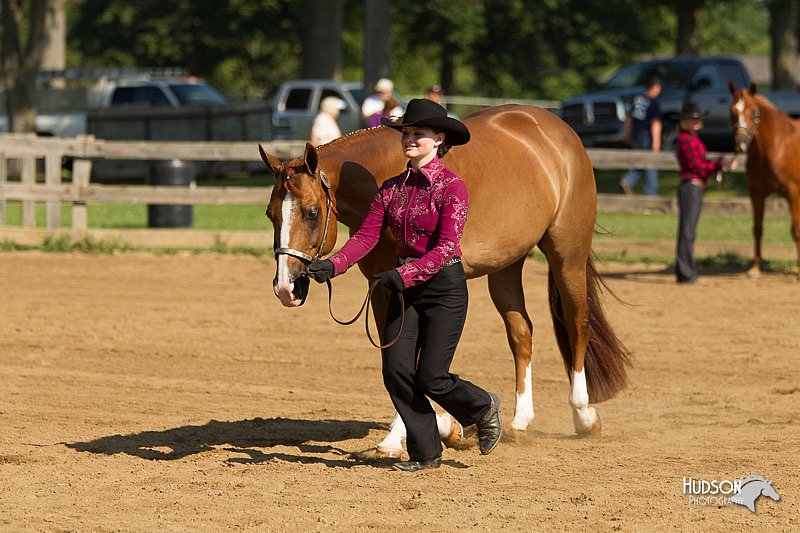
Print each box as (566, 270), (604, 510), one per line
(621, 137), (659, 196)
(621, 167), (659, 196)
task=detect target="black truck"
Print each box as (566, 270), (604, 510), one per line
(560, 55), (800, 151)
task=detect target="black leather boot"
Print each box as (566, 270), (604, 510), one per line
(391, 456), (442, 472)
(476, 392), (502, 455)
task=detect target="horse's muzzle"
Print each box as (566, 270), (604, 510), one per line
(273, 274), (309, 307)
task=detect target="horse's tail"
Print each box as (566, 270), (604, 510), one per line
(547, 255), (632, 403)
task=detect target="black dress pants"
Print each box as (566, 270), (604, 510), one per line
(382, 262), (491, 462)
(676, 180), (704, 282)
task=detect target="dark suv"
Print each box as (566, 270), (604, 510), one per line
(560, 56), (800, 151)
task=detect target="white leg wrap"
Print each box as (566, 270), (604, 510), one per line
(512, 364), (535, 430)
(569, 369), (598, 433)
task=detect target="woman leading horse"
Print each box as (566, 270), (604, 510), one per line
(260, 102), (631, 460)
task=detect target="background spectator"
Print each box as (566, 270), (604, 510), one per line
(620, 75), (663, 196)
(310, 96), (343, 146)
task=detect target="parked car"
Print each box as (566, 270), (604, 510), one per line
(560, 55), (800, 151)
(269, 79), (407, 140)
(1, 72), (231, 138)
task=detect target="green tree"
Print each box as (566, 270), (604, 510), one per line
(68, 0), (304, 99)
(2, 0), (51, 132)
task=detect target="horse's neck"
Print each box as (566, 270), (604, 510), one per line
(752, 99), (787, 155)
(318, 129), (406, 229)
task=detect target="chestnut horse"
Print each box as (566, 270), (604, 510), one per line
(260, 105), (631, 458)
(729, 82), (800, 278)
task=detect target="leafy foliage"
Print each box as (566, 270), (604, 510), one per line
(64, 0), (773, 102)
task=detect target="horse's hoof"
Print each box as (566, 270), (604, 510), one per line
(374, 446), (404, 459)
(441, 417), (463, 449)
(746, 267), (761, 279)
(575, 411), (602, 437)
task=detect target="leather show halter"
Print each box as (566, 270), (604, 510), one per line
(272, 169), (404, 349)
(735, 104), (760, 151)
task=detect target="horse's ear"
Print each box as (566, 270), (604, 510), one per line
(259, 144), (284, 178)
(304, 142), (318, 175)
(750, 83), (757, 94)
(728, 80), (738, 95)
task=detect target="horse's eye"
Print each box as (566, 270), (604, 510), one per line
(306, 207), (320, 221)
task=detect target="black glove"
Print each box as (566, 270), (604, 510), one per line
(374, 269), (405, 292)
(306, 259), (334, 283)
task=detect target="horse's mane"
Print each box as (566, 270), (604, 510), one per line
(316, 126), (385, 153)
(752, 93), (778, 110)
(738, 475), (767, 487)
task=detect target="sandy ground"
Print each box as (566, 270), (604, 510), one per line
(0, 252), (798, 532)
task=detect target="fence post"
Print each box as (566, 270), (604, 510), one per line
(21, 157), (36, 228)
(71, 158), (92, 232)
(0, 154), (6, 226)
(45, 154), (62, 229)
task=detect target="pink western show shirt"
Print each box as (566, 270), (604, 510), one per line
(327, 156), (468, 288)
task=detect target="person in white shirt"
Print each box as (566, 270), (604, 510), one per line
(361, 78), (402, 125)
(310, 96), (343, 147)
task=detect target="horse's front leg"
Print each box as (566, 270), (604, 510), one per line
(748, 189), (767, 279)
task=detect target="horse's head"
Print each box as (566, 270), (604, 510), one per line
(260, 142), (338, 307)
(761, 480), (781, 502)
(729, 81), (760, 153)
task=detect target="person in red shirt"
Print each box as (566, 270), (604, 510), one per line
(306, 99), (502, 471)
(675, 101), (737, 283)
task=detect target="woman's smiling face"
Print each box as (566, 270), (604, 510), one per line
(401, 126), (444, 166)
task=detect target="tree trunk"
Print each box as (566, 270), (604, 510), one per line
(675, 0), (703, 56)
(770, 1), (799, 90)
(301, 0), (343, 80)
(440, 42), (455, 96)
(363, 0), (392, 99)
(42, 0), (66, 87)
(2, 0), (50, 133)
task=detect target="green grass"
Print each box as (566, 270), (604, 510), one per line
(5, 203), (791, 243)
(594, 169), (749, 198)
(596, 212), (792, 244)
(1, 203), (274, 231)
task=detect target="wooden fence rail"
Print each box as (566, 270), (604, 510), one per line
(0, 135), (787, 238)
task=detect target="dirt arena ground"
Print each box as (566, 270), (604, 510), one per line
(1, 252), (798, 531)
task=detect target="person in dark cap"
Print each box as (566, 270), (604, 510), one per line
(306, 99), (502, 471)
(675, 100), (738, 284)
(620, 74), (663, 196)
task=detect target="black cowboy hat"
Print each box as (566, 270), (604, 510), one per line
(680, 100), (705, 119)
(381, 98), (470, 145)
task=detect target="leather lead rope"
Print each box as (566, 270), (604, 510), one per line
(325, 278), (405, 349)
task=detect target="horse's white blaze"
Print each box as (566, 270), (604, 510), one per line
(735, 99), (748, 128)
(274, 191), (300, 306)
(512, 364), (535, 430)
(569, 368), (597, 432)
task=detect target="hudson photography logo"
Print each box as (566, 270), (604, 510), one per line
(682, 476), (781, 513)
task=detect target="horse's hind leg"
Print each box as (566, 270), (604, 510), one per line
(538, 232), (600, 436)
(488, 258), (535, 431)
(788, 185), (800, 278)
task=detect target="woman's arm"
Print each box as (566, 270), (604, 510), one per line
(327, 188), (387, 276)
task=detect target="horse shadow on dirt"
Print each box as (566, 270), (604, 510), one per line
(66, 417), (400, 469)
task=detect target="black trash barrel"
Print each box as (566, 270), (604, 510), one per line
(148, 159), (195, 228)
